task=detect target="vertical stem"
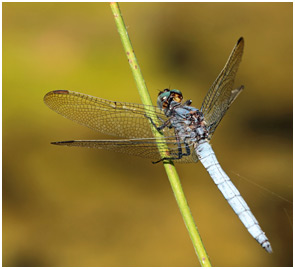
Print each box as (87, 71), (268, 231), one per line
(110, 3), (211, 266)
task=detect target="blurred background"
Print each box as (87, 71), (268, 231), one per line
(3, 2), (292, 267)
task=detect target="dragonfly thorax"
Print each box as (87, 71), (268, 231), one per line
(169, 105), (209, 143)
(157, 89), (208, 142)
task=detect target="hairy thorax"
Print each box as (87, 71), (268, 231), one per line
(169, 105), (209, 143)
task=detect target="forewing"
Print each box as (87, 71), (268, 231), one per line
(44, 90), (173, 139)
(201, 37), (244, 139)
(52, 137), (199, 164)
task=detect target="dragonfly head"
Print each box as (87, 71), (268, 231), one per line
(157, 89), (183, 111)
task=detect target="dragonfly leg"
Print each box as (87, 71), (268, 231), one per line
(182, 138), (191, 157)
(144, 114), (171, 132)
(152, 137), (191, 164)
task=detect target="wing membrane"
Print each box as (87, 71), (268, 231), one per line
(52, 137), (198, 164)
(44, 90), (173, 139)
(201, 37), (244, 138)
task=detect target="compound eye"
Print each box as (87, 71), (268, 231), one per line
(161, 96), (169, 109)
(158, 88), (170, 96)
(172, 93), (183, 103)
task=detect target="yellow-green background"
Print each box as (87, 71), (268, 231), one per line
(3, 2), (292, 267)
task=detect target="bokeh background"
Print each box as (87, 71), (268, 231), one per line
(3, 2), (292, 267)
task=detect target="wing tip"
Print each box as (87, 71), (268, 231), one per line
(51, 140), (74, 145)
(238, 85), (245, 91)
(44, 90), (70, 104)
(52, 90), (70, 94)
(237, 37), (244, 44)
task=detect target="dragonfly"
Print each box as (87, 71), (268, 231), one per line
(44, 37), (272, 253)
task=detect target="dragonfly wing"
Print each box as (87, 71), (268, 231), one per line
(201, 37), (244, 139)
(44, 90), (173, 139)
(52, 137), (198, 164)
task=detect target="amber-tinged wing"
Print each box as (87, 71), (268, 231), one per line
(201, 37), (244, 139)
(52, 137), (199, 164)
(44, 90), (173, 139)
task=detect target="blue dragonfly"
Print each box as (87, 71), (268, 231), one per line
(44, 37), (272, 253)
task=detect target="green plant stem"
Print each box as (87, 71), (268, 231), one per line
(110, 2), (211, 267)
